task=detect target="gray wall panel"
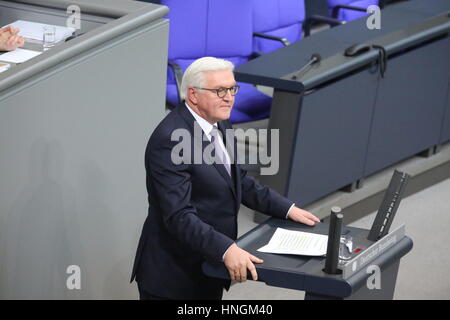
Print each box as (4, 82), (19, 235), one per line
(0, 18), (168, 299)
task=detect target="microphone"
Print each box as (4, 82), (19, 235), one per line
(323, 206), (343, 275)
(310, 53), (322, 63)
(291, 53), (322, 80)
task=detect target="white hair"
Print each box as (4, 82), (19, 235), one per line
(180, 57), (235, 101)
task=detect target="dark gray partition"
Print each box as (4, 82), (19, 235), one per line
(236, 0), (450, 206)
(304, 0), (329, 19)
(0, 0), (169, 299)
(439, 79), (450, 144)
(286, 69), (378, 206)
(365, 37), (450, 176)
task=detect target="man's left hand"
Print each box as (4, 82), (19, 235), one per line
(287, 206), (321, 226)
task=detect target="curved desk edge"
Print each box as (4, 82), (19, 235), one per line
(8, 0), (156, 18)
(202, 226), (413, 299)
(0, 1), (169, 94)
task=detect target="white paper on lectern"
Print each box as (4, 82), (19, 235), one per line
(5, 20), (75, 43)
(0, 48), (42, 64)
(0, 62), (10, 73)
(257, 228), (328, 256)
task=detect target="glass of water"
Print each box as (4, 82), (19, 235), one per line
(43, 25), (56, 51)
(338, 234), (353, 266)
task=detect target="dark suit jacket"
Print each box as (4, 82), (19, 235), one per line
(130, 104), (293, 299)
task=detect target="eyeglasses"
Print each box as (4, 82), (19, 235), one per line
(194, 85), (240, 98)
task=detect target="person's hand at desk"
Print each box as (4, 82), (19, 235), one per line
(223, 206), (320, 283)
(223, 243), (264, 283)
(287, 206), (321, 226)
(0, 26), (25, 52)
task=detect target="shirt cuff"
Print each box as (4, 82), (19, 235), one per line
(222, 243), (235, 261)
(285, 203), (296, 219)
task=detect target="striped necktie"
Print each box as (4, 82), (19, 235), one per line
(210, 126), (231, 176)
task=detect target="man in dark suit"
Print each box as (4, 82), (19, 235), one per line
(131, 57), (320, 300)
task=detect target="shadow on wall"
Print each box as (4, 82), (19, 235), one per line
(0, 138), (142, 299)
(0, 139), (73, 299)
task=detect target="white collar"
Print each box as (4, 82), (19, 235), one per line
(185, 103), (217, 137)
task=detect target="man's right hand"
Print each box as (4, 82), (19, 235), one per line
(223, 243), (264, 283)
(0, 26), (25, 52)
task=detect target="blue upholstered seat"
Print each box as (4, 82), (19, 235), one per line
(252, 0), (306, 54)
(328, 0), (380, 22)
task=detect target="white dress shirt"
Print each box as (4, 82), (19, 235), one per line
(185, 103), (232, 167)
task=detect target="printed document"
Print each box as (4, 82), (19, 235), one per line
(0, 48), (42, 64)
(258, 228), (328, 256)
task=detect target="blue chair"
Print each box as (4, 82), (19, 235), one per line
(251, 0), (306, 54)
(162, 0), (272, 123)
(328, 0), (380, 22)
(251, 0), (346, 55)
